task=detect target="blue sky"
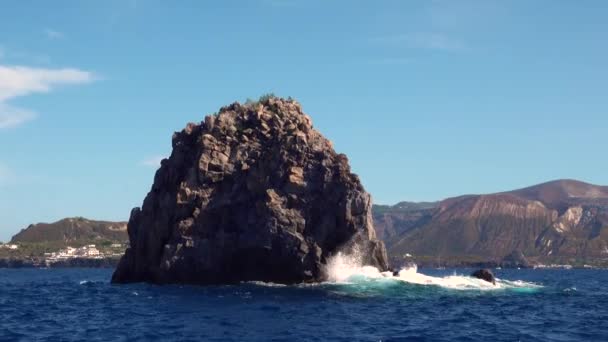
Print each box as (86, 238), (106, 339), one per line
(0, 0), (607, 240)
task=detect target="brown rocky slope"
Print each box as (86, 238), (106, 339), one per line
(379, 180), (608, 267)
(112, 96), (388, 284)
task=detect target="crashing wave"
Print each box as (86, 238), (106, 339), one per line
(324, 251), (541, 291)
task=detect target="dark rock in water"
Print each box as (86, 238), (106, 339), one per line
(471, 269), (496, 285)
(112, 96), (389, 285)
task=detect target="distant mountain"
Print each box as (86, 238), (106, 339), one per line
(508, 179), (608, 210)
(10, 217), (128, 249)
(375, 180), (608, 267)
(8, 179), (608, 267)
(372, 202), (438, 244)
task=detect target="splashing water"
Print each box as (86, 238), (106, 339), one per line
(325, 249), (385, 283)
(324, 251), (541, 291)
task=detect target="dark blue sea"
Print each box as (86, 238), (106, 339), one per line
(1, 267), (607, 341)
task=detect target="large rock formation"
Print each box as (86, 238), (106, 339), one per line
(112, 97), (388, 285)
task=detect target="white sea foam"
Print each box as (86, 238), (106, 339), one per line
(245, 281), (287, 288)
(324, 251), (541, 291)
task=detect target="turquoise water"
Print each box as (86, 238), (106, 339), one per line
(0, 268), (606, 341)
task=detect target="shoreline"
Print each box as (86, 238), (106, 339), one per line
(1, 257), (605, 270)
(0, 257), (121, 268)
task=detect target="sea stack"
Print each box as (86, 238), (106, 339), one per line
(112, 96), (388, 285)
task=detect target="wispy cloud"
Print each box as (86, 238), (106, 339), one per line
(0, 65), (95, 129)
(140, 156), (165, 168)
(374, 32), (465, 52)
(44, 28), (65, 40)
(0, 65), (94, 101)
(0, 104), (36, 129)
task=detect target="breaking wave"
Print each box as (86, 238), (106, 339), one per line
(324, 251), (541, 291)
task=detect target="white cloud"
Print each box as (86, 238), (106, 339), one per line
(0, 104), (36, 129)
(0, 64), (95, 129)
(141, 156), (165, 168)
(375, 32), (465, 52)
(0, 66), (94, 102)
(44, 29), (65, 40)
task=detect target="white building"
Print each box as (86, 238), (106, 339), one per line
(57, 246), (76, 258)
(86, 247), (100, 256)
(0, 244), (18, 249)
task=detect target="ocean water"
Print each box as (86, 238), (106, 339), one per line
(1, 262), (607, 341)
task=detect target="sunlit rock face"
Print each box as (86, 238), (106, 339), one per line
(112, 97), (388, 285)
(382, 180), (608, 266)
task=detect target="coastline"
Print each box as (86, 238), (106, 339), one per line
(0, 257), (120, 268)
(1, 256), (605, 270)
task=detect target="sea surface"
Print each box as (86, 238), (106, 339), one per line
(1, 265), (607, 341)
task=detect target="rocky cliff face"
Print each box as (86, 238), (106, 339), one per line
(112, 97), (388, 284)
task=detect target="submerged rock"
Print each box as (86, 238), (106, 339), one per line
(471, 269), (496, 285)
(112, 96), (388, 285)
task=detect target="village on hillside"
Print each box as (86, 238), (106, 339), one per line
(0, 243), (19, 250)
(43, 244), (125, 262)
(0, 242), (127, 267)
